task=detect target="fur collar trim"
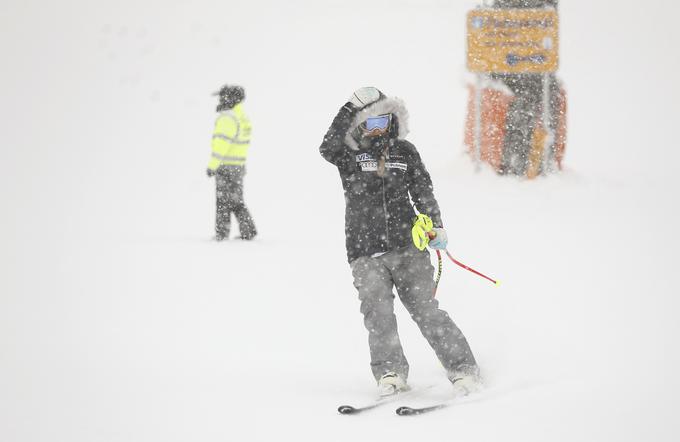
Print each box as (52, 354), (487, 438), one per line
(344, 97), (410, 151)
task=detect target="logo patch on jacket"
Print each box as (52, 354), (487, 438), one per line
(356, 153), (407, 172)
(385, 162), (407, 171)
(356, 153), (377, 171)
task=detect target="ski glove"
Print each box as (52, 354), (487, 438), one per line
(206, 168), (216, 177)
(428, 228), (448, 250)
(412, 214), (434, 251)
(348, 87), (382, 110)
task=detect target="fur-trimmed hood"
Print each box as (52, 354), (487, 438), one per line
(344, 96), (410, 151)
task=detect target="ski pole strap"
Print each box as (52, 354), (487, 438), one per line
(444, 250), (499, 286)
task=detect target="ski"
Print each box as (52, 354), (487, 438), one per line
(396, 383), (500, 416)
(338, 385), (432, 415)
(395, 401), (453, 416)
(338, 391), (411, 415)
(337, 398), (392, 415)
(395, 391), (483, 416)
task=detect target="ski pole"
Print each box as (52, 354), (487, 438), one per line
(433, 249), (443, 296)
(443, 250), (499, 286)
(428, 231), (500, 286)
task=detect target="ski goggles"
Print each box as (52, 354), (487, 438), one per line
(359, 114), (392, 137)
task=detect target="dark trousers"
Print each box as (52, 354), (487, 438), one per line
(215, 166), (257, 239)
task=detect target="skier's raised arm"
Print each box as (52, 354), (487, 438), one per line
(319, 88), (384, 170)
(318, 103), (357, 170)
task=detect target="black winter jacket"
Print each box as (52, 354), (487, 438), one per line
(320, 102), (442, 263)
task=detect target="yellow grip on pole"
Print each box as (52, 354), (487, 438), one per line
(411, 214), (434, 251)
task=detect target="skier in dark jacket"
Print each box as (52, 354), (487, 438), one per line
(320, 87), (480, 397)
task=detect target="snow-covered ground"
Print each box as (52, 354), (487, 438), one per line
(2, 1), (679, 441)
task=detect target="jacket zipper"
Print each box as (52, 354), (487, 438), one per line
(382, 176), (390, 246)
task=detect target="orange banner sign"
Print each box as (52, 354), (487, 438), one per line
(467, 9), (559, 74)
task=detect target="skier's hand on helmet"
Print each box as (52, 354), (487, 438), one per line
(428, 228), (448, 250)
(206, 168), (215, 177)
(347, 87), (382, 110)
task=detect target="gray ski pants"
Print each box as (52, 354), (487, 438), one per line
(350, 246), (477, 381)
(215, 166), (257, 239)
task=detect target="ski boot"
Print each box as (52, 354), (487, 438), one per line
(377, 372), (409, 397)
(448, 366), (483, 397)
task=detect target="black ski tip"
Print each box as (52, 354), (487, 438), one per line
(338, 405), (357, 414)
(396, 406), (417, 416)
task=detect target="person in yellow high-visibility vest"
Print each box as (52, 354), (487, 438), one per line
(206, 84), (257, 241)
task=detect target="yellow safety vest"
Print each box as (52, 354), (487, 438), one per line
(207, 103), (251, 170)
